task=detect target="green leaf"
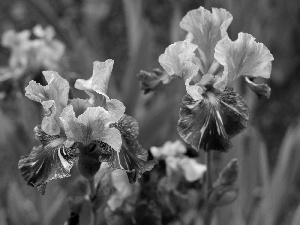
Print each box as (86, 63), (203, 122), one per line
(208, 185), (238, 207)
(214, 33), (274, 85)
(180, 7), (232, 74)
(213, 158), (238, 187)
(25, 71), (69, 135)
(252, 122), (300, 225)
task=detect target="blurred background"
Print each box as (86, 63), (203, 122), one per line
(0, 0), (299, 224)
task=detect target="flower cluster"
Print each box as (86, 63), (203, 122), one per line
(1, 25), (65, 81)
(138, 7), (274, 152)
(18, 60), (156, 194)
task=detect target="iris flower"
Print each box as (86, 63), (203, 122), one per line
(19, 60), (155, 194)
(138, 7), (274, 152)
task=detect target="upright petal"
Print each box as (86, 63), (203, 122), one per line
(180, 7), (233, 74)
(25, 71), (69, 135)
(158, 41), (199, 80)
(18, 126), (78, 194)
(178, 87), (249, 152)
(75, 59), (114, 99)
(214, 33), (274, 85)
(60, 105), (122, 151)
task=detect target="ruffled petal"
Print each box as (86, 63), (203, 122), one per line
(110, 114), (139, 143)
(178, 87), (249, 152)
(108, 115), (156, 182)
(60, 105), (122, 151)
(108, 140), (156, 183)
(106, 99), (126, 122)
(25, 71), (69, 135)
(185, 75), (204, 101)
(137, 69), (170, 94)
(75, 60), (113, 99)
(18, 126), (78, 194)
(214, 33), (274, 85)
(74, 60), (126, 120)
(158, 41), (199, 80)
(180, 7), (233, 74)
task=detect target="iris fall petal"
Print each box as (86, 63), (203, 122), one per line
(178, 87), (249, 151)
(108, 115), (156, 182)
(18, 126), (78, 194)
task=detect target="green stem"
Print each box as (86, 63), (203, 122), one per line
(204, 151), (213, 225)
(88, 177), (97, 225)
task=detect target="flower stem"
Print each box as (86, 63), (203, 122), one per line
(88, 177), (97, 225)
(204, 151), (213, 225)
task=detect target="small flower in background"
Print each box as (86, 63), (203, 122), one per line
(0, 25), (65, 82)
(19, 60), (155, 194)
(151, 140), (206, 184)
(107, 167), (139, 211)
(150, 140), (186, 158)
(139, 7), (274, 152)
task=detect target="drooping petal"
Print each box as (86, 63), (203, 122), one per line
(60, 105), (122, 151)
(25, 71), (69, 135)
(180, 7), (233, 74)
(178, 87), (249, 152)
(158, 41), (199, 80)
(75, 59), (114, 99)
(110, 114), (139, 143)
(108, 139), (156, 183)
(214, 33), (274, 85)
(106, 99), (126, 122)
(18, 126), (78, 194)
(108, 115), (156, 182)
(137, 69), (170, 94)
(245, 77), (271, 99)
